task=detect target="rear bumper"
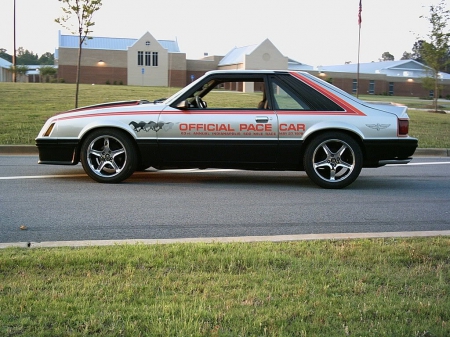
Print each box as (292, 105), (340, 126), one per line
(363, 138), (418, 167)
(35, 139), (80, 165)
(378, 159), (412, 165)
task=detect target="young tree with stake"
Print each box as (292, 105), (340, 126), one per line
(55, 0), (102, 108)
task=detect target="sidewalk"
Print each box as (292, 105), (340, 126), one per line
(0, 145), (449, 157)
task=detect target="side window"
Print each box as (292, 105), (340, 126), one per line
(189, 79), (266, 109)
(270, 81), (309, 110)
(269, 75), (344, 111)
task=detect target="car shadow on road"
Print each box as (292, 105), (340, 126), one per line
(128, 170), (316, 188)
(45, 169), (429, 191)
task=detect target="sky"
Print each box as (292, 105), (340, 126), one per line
(0, 0), (440, 68)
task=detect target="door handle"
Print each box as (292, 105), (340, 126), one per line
(255, 116), (269, 123)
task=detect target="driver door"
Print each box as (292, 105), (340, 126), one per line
(157, 75), (279, 167)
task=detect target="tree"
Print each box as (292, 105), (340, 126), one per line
(380, 52), (394, 61)
(55, 0), (102, 108)
(0, 48), (12, 62)
(38, 52), (55, 65)
(419, 0), (450, 111)
(411, 40), (425, 63)
(401, 51), (412, 60)
(39, 65), (58, 82)
(16, 47), (39, 65)
(10, 64), (29, 82)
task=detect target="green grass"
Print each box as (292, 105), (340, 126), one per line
(0, 83), (449, 147)
(1, 238), (449, 336)
(0, 83), (178, 145)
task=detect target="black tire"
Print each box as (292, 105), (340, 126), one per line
(80, 128), (137, 183)
(303, 132), (362, 189)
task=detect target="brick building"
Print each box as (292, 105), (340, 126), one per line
(54, 31), (450, 98)
(316, 60), (450, 98)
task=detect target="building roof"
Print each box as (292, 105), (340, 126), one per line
(0, 57), (11, 68)
(319, 60), (450, 80)
(219, 39), (312, 70)
(58, 32), (180, 53)
(288, 58), (313, 71)
(25, 65), (58, 75)
(218, 44), (259, 66)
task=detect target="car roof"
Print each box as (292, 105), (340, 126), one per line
(203, 69), (300, 76)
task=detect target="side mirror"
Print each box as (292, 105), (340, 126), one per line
(176, 100), (190, 110)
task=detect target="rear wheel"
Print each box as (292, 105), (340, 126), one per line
(80, 128), (137, 183)
(303, 132), (362, 189)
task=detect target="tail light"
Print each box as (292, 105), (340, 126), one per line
(398, 119), (409, 136)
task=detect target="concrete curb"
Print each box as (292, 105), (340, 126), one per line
(1, 231), (450, 249)
(1, 146), (449, 157)
(414, 148), (450, 157)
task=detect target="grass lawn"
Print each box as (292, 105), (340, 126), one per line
(0, 82), (449, 147)
(1, 238), (450, 336)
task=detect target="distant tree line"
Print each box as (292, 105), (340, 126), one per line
(378, 41), (449, 73)
(0, 47), (55, 65)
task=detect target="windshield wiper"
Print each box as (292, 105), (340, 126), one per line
(152, 97), (167, 103)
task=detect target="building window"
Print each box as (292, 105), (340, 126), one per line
(137, 51), (143, 66)
(368, 80), (375, 94)
(145, 41), (151, 46)
(429, 90), (434, 98)
(145, 52), (151, 66)
(352, 79), (357, 94)
(389, 82), (394, 95)
(152, 52), (158, 67)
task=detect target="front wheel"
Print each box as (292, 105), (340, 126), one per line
(80, 128), (137, 183)
(303, 132), (362, 189)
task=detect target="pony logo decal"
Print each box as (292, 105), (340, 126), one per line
(129, 121), (174, 132)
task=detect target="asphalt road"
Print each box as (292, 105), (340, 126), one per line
(1, 155), (450, 244)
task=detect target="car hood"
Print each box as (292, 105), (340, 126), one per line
(51, 100), (168, 120)
(61, 100), (162, 113)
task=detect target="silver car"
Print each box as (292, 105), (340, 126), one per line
(36, 70), (418, 188)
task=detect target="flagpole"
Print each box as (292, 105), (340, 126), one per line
(356, 0), (362, 98)
(13, 0), (17, 83)
(357, 25), (361, 98)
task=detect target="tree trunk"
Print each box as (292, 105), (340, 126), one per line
(75, 41), (83, 109)
(433, 75), (439, 112)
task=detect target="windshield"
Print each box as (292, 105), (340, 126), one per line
(164, 74), (209, 105)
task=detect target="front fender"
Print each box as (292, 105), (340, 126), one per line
(78, 120), (137, 140)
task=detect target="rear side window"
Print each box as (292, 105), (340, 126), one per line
(269, 75), (344, 111)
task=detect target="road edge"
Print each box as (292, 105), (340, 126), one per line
(1, 231), (450, 249)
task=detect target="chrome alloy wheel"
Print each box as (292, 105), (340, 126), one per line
(312, 139), (355, 183)
(81, 129), (137, 183)
(304, 132), (362, 189)
(86, 135), (127, 178)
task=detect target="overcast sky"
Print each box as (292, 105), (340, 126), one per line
(0, 0), (439, 67)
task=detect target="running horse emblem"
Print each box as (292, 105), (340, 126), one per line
(129, 121), (174, 132)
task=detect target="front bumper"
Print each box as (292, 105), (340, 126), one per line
(36, 139), (80, 165)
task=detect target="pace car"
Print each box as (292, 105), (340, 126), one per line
(36, 70), (418, 188)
